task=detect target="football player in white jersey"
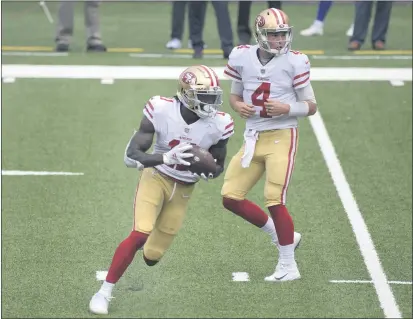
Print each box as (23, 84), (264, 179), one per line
(221, 8), (318, 282)
(89, 65), (234, 315)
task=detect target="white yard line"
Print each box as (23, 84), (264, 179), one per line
(390, 80), (405, 86)
(1, 170), (84, 176)
(309, 112), (402, 318)
(1, 65), (412, 81)
(330, 280), (412, 285)
(232, 272), (250, 282)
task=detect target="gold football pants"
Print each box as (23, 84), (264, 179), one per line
(132, 168), (195, 261)
(221, 128), (298, 207)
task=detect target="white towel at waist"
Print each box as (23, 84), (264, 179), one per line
(241, 129), (259, 168)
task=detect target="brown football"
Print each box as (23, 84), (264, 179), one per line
(186, 145), (217, 175)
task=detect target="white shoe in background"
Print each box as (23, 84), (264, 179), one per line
(166, 38), (182, 49)
(346, 24), (354, 37)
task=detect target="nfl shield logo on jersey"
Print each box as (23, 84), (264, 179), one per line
(261, 69), (265, 74)
(184, 128), (190, 133)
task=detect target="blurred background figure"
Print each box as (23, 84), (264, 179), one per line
(300, 1), (354, 37)
(348, 1), (393, 51)
(189, 1), (233, 59)
(165, 1), (208, 50)
(55, 0), (106, 52)
(237, 1), (282, 45)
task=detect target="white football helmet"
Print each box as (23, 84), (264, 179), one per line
(176, 65), (223, 118)
(254, 8), (293, 55)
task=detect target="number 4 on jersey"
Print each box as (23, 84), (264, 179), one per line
(251, 82), (271, 118)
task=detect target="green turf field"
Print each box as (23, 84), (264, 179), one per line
(1, 2), (412, 318)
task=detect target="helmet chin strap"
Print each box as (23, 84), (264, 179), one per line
(179, 97), (210, 118)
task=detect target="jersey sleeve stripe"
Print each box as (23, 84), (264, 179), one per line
(147, 101), (154, 111)
(225, 122), (234, 130)
(144, 106), (153, 118)
(293, 71), (310, 81)
(293, 76), (310, 88)
(226, 64), (240, 76)
(222, 129), (234, 137)
(224, 70), (242, 81)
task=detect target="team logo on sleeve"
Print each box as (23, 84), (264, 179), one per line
(255, 15), (265, 27)
(181, 71), (197, 85)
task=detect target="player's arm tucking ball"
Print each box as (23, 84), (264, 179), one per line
(124, 116), (163, 169)
(124, 116), (194, 170)
(207, 137), (230, 179)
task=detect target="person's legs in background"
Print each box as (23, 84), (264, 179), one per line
(300, 1), (354, 37)
(371, 1), (392, 50)
(166, 1), (187, 49)
(348, 1), (373, 50)
(211, 1), (233, 58)
(189, 1), (207, 58)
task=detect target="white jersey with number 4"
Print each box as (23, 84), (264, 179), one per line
(142, 96), (234, 183)
(224, 44), (311, 132)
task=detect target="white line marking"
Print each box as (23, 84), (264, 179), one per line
(1, 170), (84, 176)
(232, 272), (250, 282)
(390, 80), (405, 86)
(330, 280), (412, 285)
(312, 55), (412, 60)
(96, 270), (108, 281)
(101, 78), (114, 85)
(309, 112), (402, 318)
(39, 1), (54, 24)
(2, 77), (15, 83)
(1, 65), (412, 81)
(2, 52), (68, 57)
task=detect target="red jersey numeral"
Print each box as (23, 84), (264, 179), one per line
(251, 82), (271, 118)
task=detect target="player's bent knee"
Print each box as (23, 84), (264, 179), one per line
(143, 247), (164, 265)
(143, 254), (159, 266)
(222, 196), (242, 210)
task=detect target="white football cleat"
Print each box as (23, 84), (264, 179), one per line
(346, 24), (354, 37)
(300, 24), (323, 36)
(89, 292), (113, 315)
(165, 38), (182, 50)
(272, 232), (302, 250)
(264, 262), (301, 282)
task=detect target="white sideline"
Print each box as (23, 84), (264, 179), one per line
(1, 65), (412, 81)
(309, 112), (402, 318)
(2, 170), (84, 176)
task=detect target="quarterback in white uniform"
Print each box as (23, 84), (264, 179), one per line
(221, 8), (318, 282)
(89, 65), (234, 315)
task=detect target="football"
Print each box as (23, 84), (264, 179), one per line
(186, 145), (217, 175)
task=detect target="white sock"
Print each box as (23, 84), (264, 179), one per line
(313, 20), (324, 28)
(278, 244), (295, 264)
(261, 217), (278, 243)
(98, 281), (114, 297)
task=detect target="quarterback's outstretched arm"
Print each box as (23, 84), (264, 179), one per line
(124, 116), (163, 169)
(208, 137), (230, 179)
